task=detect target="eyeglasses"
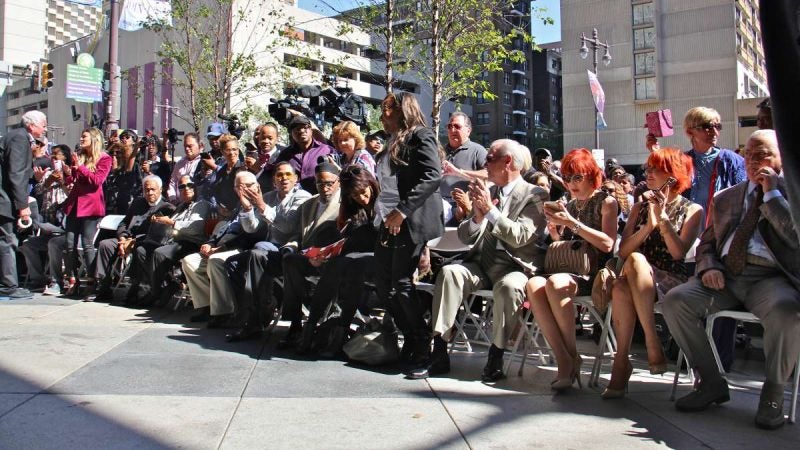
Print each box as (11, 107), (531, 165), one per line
(316, 180), (339, 188)
(694, 123), (722, 132)
(446, 124), (464, 130)
(178, 183), (195, 190)
(601, 186), (616, 195)
(563, 174), (586, 183)
(485, 152), (507, 164)
(274, 171), (296, 180)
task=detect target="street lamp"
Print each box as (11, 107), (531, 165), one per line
(579, 28), (611, 150)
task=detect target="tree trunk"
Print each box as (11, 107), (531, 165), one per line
(430, 0), (442, 141)
(385, 0), (394, 94)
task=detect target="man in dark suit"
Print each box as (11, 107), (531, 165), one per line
(410, 139), (549, 380)
(662, 130), (800, 430)
(0, 111), (46, 298)
(90, 175), (174, 302)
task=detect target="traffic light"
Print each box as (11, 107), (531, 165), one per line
(39, 62), (54, 91)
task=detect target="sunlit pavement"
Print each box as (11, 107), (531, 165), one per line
(0, 294), (797, 449)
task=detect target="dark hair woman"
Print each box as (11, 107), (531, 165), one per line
(296, 165), (381, 357)
(374, 91), (444, 367)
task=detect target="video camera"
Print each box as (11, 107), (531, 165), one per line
(167, 128), (184, 144)
(268, 75), (368, 129)
(218, 114), (247, 139)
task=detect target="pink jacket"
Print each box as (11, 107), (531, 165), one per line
(62, 153), (112, 218)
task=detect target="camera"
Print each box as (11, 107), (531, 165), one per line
(167, 128), (184, 144)
(269, 75), (368, 129)
(218, 114), (246, 140)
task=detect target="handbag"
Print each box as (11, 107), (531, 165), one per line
(342, 316), (399, 366)
(544, 240), (598, 276)
(645, 109), (674, 138)
(591, 257), (622, 314)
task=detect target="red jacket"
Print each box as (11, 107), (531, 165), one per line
(62, 153), (112, 218)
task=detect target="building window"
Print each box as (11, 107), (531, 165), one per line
(634, 52), (656, 75)
(503, 72), (512, 85)
(504, 113), (512, 126)
(522, 78), (529, 87)
(477, 133), (490, 146)
(476, 92), (487, 104)
(633, 27), (656, 50)
(632, 3), (654, 26)
(523, 117), (530, 128)
(503, 92), (512, 105)
(635, 77), (657, 100)
(476, 112), (490, 125)
(522, 97), (529, 108)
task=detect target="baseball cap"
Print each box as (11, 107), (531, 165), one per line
(288, 115), (312, 130)
(120, 129), (139, 141)
(206, 122), (226, 137)
(533, 148), (551, 158)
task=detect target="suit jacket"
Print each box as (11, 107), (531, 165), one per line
(117, 197), (174, 240)
(696, 179), (800, 290)
(392, 127), (444, 244)
(0, 128), (33, 219)
(283, 189), (341, 252)
(62, 153), (113, 218)
(458, 179), (549, 275)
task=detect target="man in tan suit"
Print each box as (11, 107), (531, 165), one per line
(662, 130), (800, 429)
(410, 139), (549, 380)
(277, 162), (342, 348)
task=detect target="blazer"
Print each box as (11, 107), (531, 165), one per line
(392, 127), (444, 244)
(458, 179), (549, 274)
(283, 189), (342, 253)
(117, 197), (174, 240)
(696, 179), (800, 290)
(259, 186), (312, 245)
(62, 153), (113, 218)
(0, 128), (33, 219)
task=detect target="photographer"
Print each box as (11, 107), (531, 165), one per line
(532, 148), (566, 200)
(140, 136), (171, 191)
(104, 130), (143, 215)
(273, 115), (335, 194)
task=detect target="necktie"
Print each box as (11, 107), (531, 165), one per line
(724, 186), (763, 275)
(479, 188), (501, 271)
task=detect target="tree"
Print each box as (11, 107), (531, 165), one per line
(144, 0), (314, 132)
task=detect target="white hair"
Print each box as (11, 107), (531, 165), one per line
(235, 170), (257, 184)
(749, 129), (778, 149)
(21, 111), (46, 128)
(142, 174), (163, 189)
(491, 139), (525, 171)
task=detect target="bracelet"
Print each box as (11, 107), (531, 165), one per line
(570, 221), (582, 235)
(658, 218), (675, 234)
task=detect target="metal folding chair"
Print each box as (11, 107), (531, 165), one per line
(573, 295), (616, 387)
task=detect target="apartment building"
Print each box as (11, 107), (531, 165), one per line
(531, 42), (563, 156)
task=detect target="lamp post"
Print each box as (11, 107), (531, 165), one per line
(579, 28), (611, 150)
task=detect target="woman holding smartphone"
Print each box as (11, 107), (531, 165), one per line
(61, 127), (112, 295)
(602, 148), (702, 398)
(525, 148), (618, 391)
(374, 91), (443, 366)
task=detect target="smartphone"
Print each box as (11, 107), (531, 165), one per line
(53, 160), (63, 171)
(654, 177), (677, 192)
(201, 152), (212, 160)
(543, 201), (562, 211)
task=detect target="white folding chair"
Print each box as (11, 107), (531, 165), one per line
(573, 295), (616, 387)
(505, 302), (555, 376)
(448, 289), (494, 353)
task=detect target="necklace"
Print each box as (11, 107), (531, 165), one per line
(573, 197), (590, 220)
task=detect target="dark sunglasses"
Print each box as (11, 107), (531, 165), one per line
(178, 183), (196, 190)
(485, 152), (508, 164)
(695, 123), (722, 132)
(563, 174), (586, 183)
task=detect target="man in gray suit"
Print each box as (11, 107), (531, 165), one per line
(410, 139), (549, 380)
(0, 111), (46, 298)
(662, 130), (800, 430)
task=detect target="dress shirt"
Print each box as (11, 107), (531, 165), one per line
(721, 180), (782, 263)
(167, 156), (202, 201)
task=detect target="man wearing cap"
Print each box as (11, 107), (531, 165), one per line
(0, 110), (45, 298)
(273, 115), (335, 194)
(440, 112), (488, 225)
(275, 161), (342, 348)
(532, 148), (566, 200)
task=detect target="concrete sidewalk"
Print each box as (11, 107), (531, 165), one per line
(0, 295), (797, 449)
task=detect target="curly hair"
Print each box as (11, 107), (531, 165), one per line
(338, 165), (380, 231)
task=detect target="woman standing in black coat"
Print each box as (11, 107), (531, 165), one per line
(374, 92), (444, 366)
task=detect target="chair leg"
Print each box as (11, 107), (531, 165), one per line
(704, 314), (727, 374)
(670, 348), (685, 401)
(790, 356), (799, 423)
(590, 305), (614, 387)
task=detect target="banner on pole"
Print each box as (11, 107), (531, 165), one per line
(120, 0), (172, 31)
(587, 70), (607, 129)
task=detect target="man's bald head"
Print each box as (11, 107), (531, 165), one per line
(744, 129), (782, 182)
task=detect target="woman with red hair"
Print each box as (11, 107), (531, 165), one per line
(602, 148), (703, 399)
(526, 148), (618, 391)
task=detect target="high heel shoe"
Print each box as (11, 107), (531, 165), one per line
(602, 363), (634, 399)
(552, 355), (583, 392)
(649, 361), (668, 375)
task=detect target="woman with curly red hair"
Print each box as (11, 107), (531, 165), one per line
(602, 148), (703, 399)
(526, 148), (618, 391)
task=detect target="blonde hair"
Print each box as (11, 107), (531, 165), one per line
(332, 121), (366, 152)
(683, 107), (721, 133)
(80, 127), (105, 171)
(218, 133), (239, 151)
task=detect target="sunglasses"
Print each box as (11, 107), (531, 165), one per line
(178, 183), (195, 190)
(446, 124), (464, 130)
(485, 152), (508, 164)
(694, 123), (722, 132)
(274, 171), (296, 180)
(563, 174), (586, 183)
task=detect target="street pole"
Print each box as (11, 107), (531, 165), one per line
(105, 0), (120, 135)
(579, 28), (611, 150)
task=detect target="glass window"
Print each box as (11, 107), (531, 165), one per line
(522, 78), (529, 87)
(503, 72), (512, 85)
(476, 92), (486, 104)
(632, 3), (654, 26)
(635, 77), (657, 100)
(504, 113), (512, 126)
(503, 92), (512, 105)
(476, 112), (490, 125)
(633, 27), (656, 50)
(634, 52), (656, 75)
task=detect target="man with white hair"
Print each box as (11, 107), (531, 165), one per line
(0, 111), (47, 298)
(409, 139), (549, 380)
(662, 130), (800, 429)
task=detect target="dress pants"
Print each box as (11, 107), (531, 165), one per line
(150, 242), (198, 293)
(662, 264), (800, 385)
(181, 249), (239, 315)
(229, 242), (282, 326)
(306, 252), (375, 327)
(431, 260), (529, 348)
(281, 252), (325, 323)
(95, 237), (120, 285)
(20, 234), (65, 284)
(0, 219), (19, 289)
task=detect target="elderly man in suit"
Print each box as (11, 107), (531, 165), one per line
(275, 162), (343, 348)
(410, 139), (549, 380)
(0, 111), (46, 298)
(662, 130), (800, 430)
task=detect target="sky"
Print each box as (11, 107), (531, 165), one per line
(296, 0), (562, 45)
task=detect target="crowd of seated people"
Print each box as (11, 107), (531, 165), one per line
(7, 100), (798, 431)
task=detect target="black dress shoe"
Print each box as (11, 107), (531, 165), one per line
(87, 288), (113, 303)
(675, 381), (730, 412)
(481, 344), (506, 382)
(207, 314), (235, 329)
(319, 325), (349, 359)
(277, 323), (302, 350)
(408, 336), (450, 379)
(755, 383), (786, 430)
(190, 307), (211, 322)
(226, 322), (263, 342)
(295, 322), (317, 355)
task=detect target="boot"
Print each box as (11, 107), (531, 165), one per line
(481, 344), (506, 382)
(408, 335), (450, 379)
